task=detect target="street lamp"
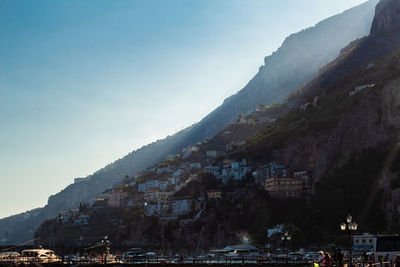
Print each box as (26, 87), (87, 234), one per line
(281, 232), (291, 263)
(102, 236), (110, 265)
(143, 202), (148, 217)
(340, 215), (358, 267)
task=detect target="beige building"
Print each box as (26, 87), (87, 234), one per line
(144, 191), (173, 201)
(264, 177), (304, 198)
(207, 190), (222, 199)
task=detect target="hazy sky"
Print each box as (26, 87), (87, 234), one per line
(0, 0), (368, 219)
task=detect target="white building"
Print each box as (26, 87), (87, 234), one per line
(138, 183), (146, 192)
(189, 163), (201, 169)
(353, 233), (376, 251)
(232, 162), (240, 170)
(144, 201), (169, 216)
(205, 166), (221, 177)
(172, 169), (184, 177)
(146, 180), (160, 190)
(171, 197), (193, 215)
(168, 177), (180, 185)
(189, 146), (200, 152)
(159, 181), (169, 191)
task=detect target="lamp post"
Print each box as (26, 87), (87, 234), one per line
(102, 236), (110, 265)
(340, 215), (358, 267)
(142, 202), (148, 217)
(281, 232), (291, 264)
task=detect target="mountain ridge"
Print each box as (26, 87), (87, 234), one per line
(0, 0), (379, 244)
(35, 2), (400, 246)
(242, 0), (400, 188)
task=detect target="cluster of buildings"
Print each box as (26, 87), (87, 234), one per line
(57, 209), (90, 226)
(137, 176), (184, 193)
(103, 161), (228, 218)
(102, 170), (201, 218)
(87, 189), (197, 218)
(235, 105), (278, 125)
(57, 209), (79, 223)
(91, 154), (310, 223)
(53, 113), (317, 235)
(144, 196), (194, 217)
(204, 159), (311, 198)
(260, 163), (311, 198)
(62, 141), (312, 225)
(205, 158), (252, 184)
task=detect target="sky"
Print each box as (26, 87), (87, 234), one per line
(0, 0), (368, 219)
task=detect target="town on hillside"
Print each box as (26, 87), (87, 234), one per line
(64, 117), (311, 224)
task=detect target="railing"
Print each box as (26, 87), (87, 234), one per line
(6, 254), (397, 266)
(0, 255), (309, 265)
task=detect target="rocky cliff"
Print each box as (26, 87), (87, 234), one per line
(371, 0), (400, 34)
(193, 0), (378, 138)
(243, 0), (400, 189)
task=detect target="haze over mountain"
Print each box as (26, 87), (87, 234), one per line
(231, 0), (400, 238)
(0, 0), (378, 244)
(1, 0), (369, 220)
(34, 0), (400, 248)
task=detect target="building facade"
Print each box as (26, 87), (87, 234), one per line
(107, 190), (128, 208)
(264, 177), (304, 198)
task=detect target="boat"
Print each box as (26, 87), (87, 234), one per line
(0, 251), (20, 261)
(123, 248), (145, 263)
(21, 248), (59, 263)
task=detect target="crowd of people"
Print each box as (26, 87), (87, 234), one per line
(315, 251), (334, 267)
(314, 250), (399, 267)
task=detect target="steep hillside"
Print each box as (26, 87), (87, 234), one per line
(188, 0), (378, 138)
(242, 0), (400, 182)
(35, 0), (400, 249)
(0, 0), (379, 245)
(235, 0), (400, 232)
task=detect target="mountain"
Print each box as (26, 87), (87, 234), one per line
(371, 0), (400, 34)
(238, 0), (400, 233)
(189, 0), (379, 138)
(35, 0), (400, 249)
(0, 0), (379, 245)
(242, 0), (400, 182)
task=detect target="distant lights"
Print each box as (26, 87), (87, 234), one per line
(281, 231), (291, 241)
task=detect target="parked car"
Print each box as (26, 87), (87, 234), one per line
(305, 252), (320, 261)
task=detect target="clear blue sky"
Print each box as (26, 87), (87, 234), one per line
(0, 0), (368, 219)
